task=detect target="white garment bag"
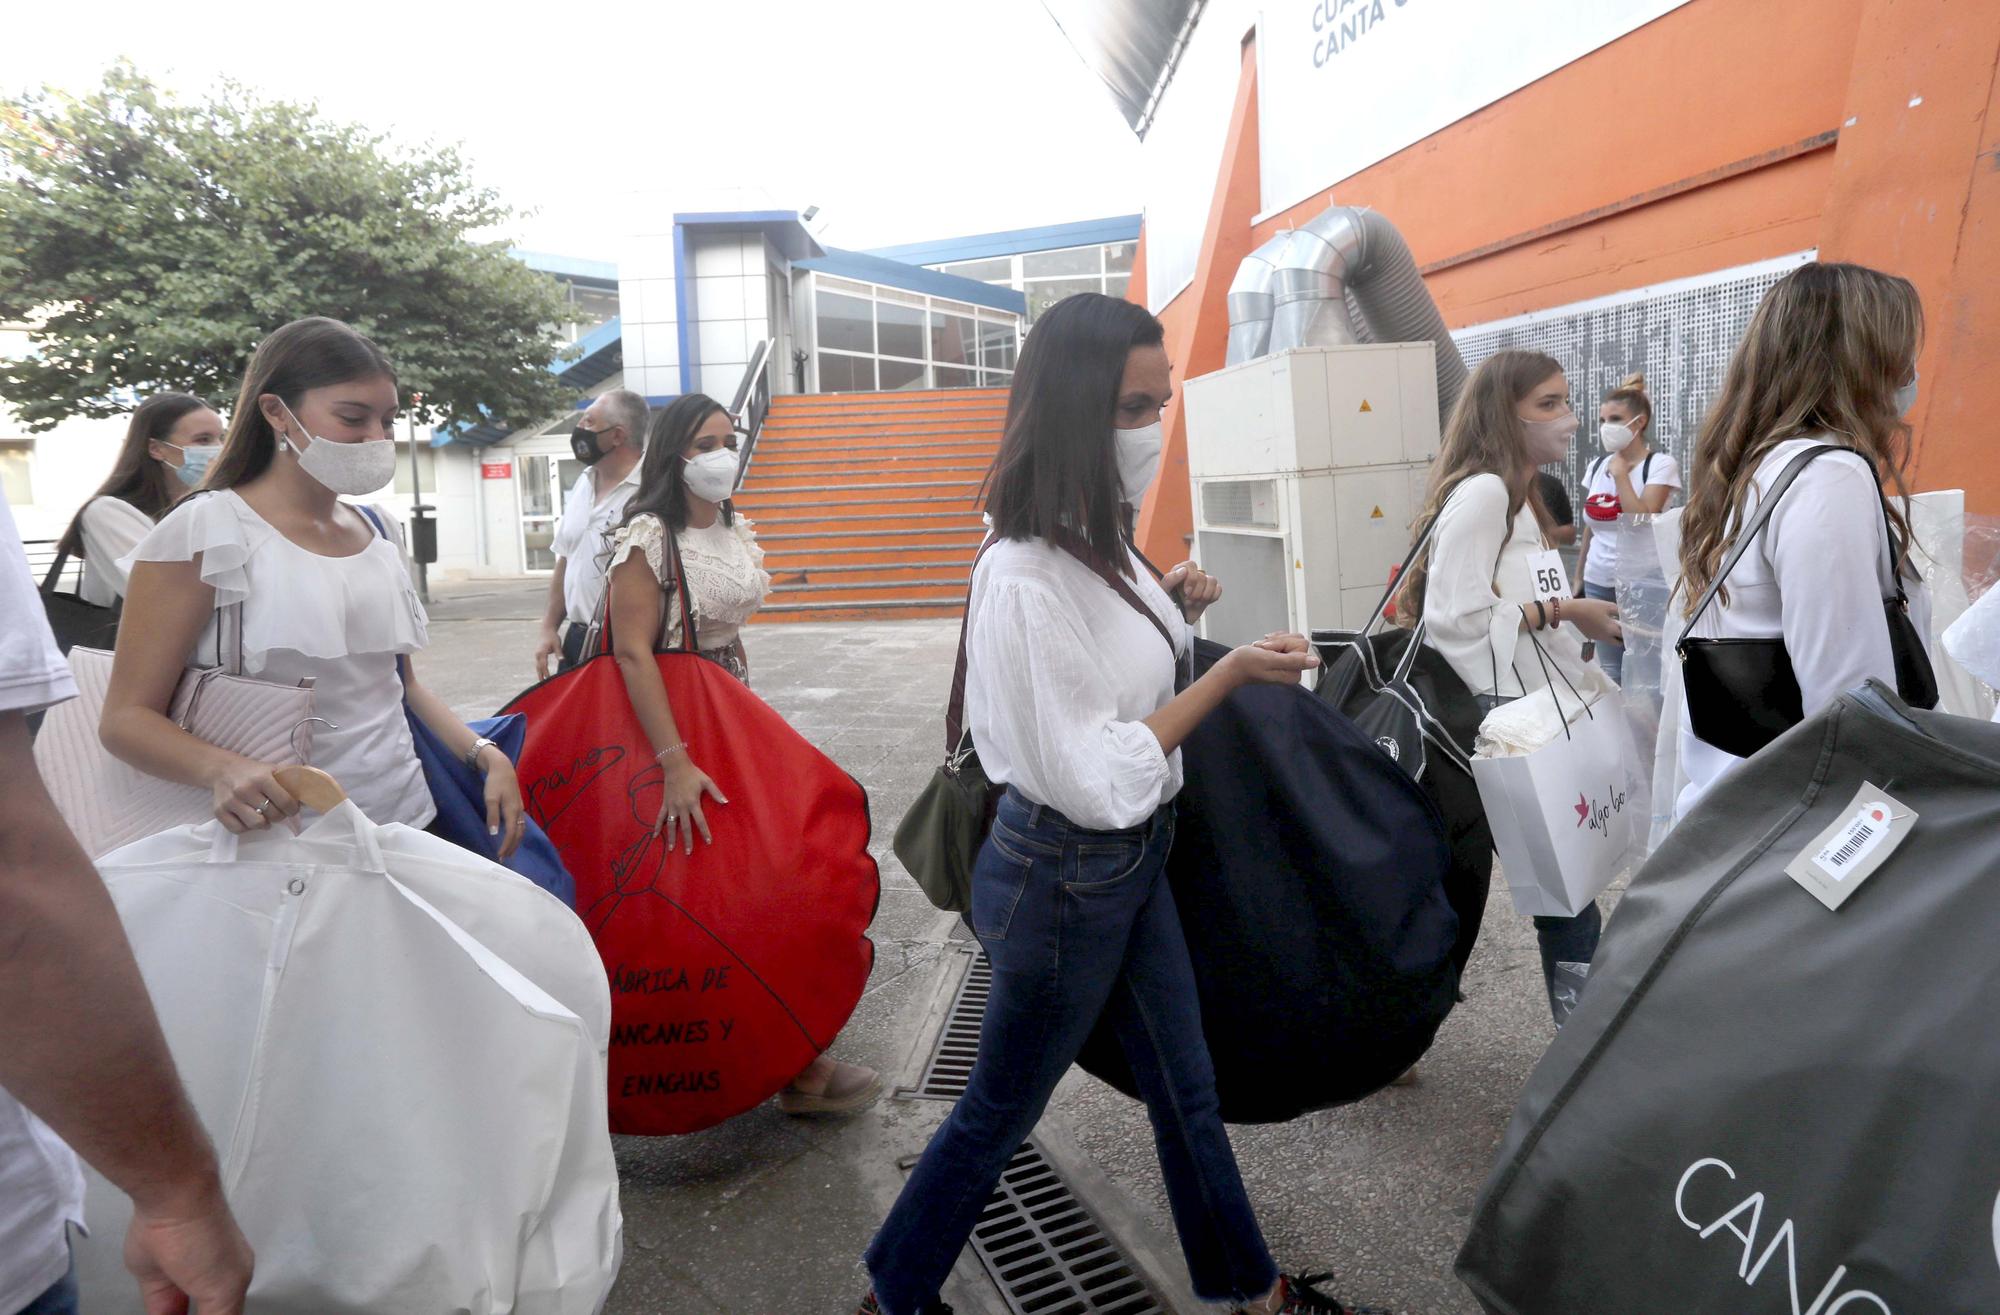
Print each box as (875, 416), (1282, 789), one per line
(75, 801), (622, 1314)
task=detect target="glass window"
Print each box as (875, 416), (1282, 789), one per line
(930, 312), (978, 367)
(978, 322), (1018, 372)
(816, 275), (874, 296)
(878, 358), (926, 391)
(1104, 242), (1136, 274)
(877, 300), (926, 361)
(1106, 274), (1132, 300)
(815, 291), (874, 354)
(1025, 277), (1103, 322)
(0, 441), (30, 504)
(939, 257), (1012, 283)
(1023, 246), (1101, 278)
(392, 441), (438, 496)
(818, 352), (876, 393)
(933, 365), (980, 390)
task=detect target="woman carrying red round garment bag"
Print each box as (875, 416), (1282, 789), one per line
(504, 394), (882, 1135)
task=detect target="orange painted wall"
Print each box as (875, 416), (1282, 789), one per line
(1143, 0), (2000, 541)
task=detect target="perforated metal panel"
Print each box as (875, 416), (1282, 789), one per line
(1200, 478), (1279, 528)
(1452, 254), (1811, 505)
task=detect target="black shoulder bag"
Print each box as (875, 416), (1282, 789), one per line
(1676, 443), (1937, 759)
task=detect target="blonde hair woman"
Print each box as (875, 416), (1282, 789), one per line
(1400, 349), (1622, 1025)
(1674, 262), (1933, 820)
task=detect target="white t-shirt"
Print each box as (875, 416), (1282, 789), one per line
(0, 495), (88, 1314)
(1675, 437), (1931, 818)
(964, 536), (1192, 831)
(1420, 473), (1611, 705)
(77, 495), (158, 606)
(552, 464), (642, 626)
(1580, 451), (1682, 588)
(123, 491), (437, 829)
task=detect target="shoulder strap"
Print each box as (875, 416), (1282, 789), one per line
(1584, 456), (1606, 490)
(944, 536), (1004, 755)
(1676, 444), (1888, 647)
(585, 517), (698, 658)
(1641, 452), (1655, 486)
(40, 548), (73, 596)
(1048, 527), (1177, 653)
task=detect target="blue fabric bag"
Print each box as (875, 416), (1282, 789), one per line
(355, 506), (575, 906)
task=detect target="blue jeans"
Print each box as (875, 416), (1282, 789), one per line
(865, 790), (1278, 1314)
(17, 1254), (77, 1315)
(1582, 579), (1622, 683)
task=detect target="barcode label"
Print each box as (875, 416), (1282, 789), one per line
(1812, 804), (1891, 881)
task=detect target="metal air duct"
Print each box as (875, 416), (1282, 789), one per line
(1261, 205), (1468, 418)
(1225, 234), (1290, 365)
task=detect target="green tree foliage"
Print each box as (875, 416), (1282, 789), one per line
(0, 63), (576, 432)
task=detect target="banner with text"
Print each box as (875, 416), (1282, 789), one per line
(1258, 0), (1691, 217)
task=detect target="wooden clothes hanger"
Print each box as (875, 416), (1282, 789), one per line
(276, 717), (347, 811)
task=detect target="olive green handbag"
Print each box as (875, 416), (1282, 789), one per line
(893, 540), (1000, 913)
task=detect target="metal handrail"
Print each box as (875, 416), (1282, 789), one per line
(728, 338), (776, 493)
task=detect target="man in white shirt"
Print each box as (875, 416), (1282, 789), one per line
(534, 388), (650, 677)
(0, 498), (252, 1315)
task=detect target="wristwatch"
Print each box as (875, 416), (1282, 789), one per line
(463, 737), (499, 772)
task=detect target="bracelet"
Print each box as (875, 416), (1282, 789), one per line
(1532, 601), (1548, 631)
(1551, 595), (1563, 628)
(462, 736), (499, 772)
(653, 741), (688, 761)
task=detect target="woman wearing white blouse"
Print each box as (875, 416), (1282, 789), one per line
(603, 394), (884, 1118)
(101, 318), (529, 851)
(52, 393), (223, 607)
(1674, 262), (1932, 820)
(1401, 350), (1623, 1026)
(861, 296), (1374, 1315)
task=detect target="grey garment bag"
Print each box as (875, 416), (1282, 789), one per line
(1457, 679), (2000, 1314)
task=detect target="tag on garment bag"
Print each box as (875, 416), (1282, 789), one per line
(1527, 549), (1570, 602)
(1782, 781), (1917, 911)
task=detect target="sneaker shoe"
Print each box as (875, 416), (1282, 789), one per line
(856, 1292), (952, 1315)
(1233, 1272), (1392, 1314)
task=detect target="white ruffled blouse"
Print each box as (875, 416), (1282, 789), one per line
(122, 491), (435, 829)
(607, 513), (771, 652)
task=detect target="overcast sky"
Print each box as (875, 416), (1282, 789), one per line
(2, 0), (1147, 259)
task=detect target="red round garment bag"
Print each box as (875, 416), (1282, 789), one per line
(503, 651), (879, 1134)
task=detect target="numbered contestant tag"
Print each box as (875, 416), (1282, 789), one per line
(1527, 548), (1570, 602)
(1782, 781), (1917, 911)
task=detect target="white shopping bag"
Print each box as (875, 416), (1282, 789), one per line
(1474, 695), (1645, 918)
(74, 802), (622, 1315)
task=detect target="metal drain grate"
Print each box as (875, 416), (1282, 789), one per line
(972, 1140), (1168, 1315)
(907, 949), (991, 1099)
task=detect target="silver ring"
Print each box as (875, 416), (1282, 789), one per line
(253, 800), (272, 817)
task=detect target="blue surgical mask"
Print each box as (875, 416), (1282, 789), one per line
(1893, 372), (1919, 418)
(166, 443), (218, 488)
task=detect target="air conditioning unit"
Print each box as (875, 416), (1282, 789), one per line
(1183, 344), (1439, 646)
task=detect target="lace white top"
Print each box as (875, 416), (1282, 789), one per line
(122, 490), (435, 828)
(607, 512), (771, 651)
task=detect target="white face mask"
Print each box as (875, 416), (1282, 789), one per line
(1114, 420), (1164, 505)
(1599, 421), (1639, 454)
(278, 402), (397, 495)
(1893, 372), (1919, 418)
(683, 447), (739, 503)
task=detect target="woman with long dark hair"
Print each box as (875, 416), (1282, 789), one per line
(860, 294), (1376, 1315)
(1400, 350), (1623, 1026)
(1674, 262), (1930, 819)
(53, 393), (223, 606)
(101, 317), (528, 849)
(602, 393), (881, 1115)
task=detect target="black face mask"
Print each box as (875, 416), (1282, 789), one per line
(571, 424), (615, 466)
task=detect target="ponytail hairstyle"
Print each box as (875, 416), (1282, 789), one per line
(1604, 371), (1653, 445)
(1395, 349), (1567, 621)
(205, 318), (397, 491)
(53, 392), (211, 559)
(1678, 262), (1921, 613)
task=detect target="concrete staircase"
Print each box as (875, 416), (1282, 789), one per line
(735, 389), (1006, 622)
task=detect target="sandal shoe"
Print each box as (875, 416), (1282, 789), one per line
(779, 1060), (883, 1116)
(1233, 1271), (1393, 1314)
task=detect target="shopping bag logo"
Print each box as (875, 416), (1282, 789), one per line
(1574, 782), (1629, 834)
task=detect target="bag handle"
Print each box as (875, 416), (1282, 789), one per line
(583, 516), (702, 659)
(943, 535), (1005, 756)
(1674, 444), (1906, 651)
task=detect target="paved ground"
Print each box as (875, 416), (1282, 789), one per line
(420, 579), (1599, 1315)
